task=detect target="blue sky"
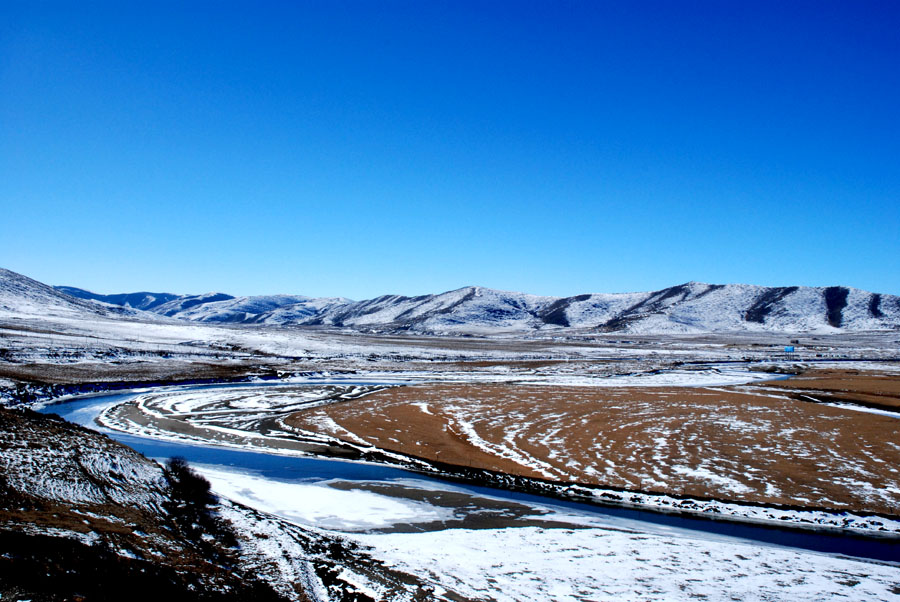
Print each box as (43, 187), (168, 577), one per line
(2, 2), (899, 298)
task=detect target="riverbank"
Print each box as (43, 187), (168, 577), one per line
(80, 373), (900, 539)
(31, 380), (900, 600)
(0, 407), (294, 602)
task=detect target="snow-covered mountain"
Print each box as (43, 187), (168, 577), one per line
(0, 268), (139, 320)
(540, 282), (900, 334)
(52, 284), (351, 325)
(3, 268), (898, 334)
(305, 287), (556, 333)
(305, 282), (900, 334)
(56, 286), (182, 311)
(151, 292), (352, 324)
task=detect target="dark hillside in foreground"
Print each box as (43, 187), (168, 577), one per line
(0, 408), (291, 602)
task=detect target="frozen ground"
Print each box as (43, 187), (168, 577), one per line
(89, 376), (900, 533)
(289, 369), (900, 516)
(353, 526), (900, 602)
(197, 466), (457, 531)
(197, 464), (900, 602)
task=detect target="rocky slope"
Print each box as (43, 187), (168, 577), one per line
(0, 407), (291, 601)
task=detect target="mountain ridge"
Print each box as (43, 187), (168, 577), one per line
(3, 268), (898, 334)
(45, 278), (900, 334)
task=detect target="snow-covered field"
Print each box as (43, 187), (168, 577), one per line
(353, 526), (900, 602)
(80, 377), (900, 542)
(197, 464), (900, 602)
(82, 369), (900, 529)
(197, 467), (457, 531)
(12, 388), (900, 601)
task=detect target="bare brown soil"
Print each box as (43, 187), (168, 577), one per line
(286, 370), (900, 515)
(763, 369), (900, 410)
(0, 361), (269, 386)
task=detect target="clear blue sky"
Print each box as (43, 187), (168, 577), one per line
(2, 1), (899, 298)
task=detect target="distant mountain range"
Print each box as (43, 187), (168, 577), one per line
(2, 268), (898, 334)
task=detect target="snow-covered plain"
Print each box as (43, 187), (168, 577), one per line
(196, 464), (900, 602)
(196, 466), (457, 531)
(289, 376), (900, 520)
(92, 380), (900, 537)
(353, 526), (900, 602)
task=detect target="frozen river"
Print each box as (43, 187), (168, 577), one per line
(41, 381), (900, 564)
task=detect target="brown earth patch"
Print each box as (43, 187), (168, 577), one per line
(763, 369), (900, 410)
(285, 371), (900, 515)
(0, 360), (272, 386)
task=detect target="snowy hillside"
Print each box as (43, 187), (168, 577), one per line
(3, 267), (898, 334)
(306, 286), (555, 333)
(0, 268), (138, 320)
(0, 408), (290, 601)
(306, 282), (900, 334)
(245, 295), (353, 325)
(152, 293), (316, 322)
(1, 409), (168, 508)
(56, 286), (182, 311)
(51, 283), (351, 326)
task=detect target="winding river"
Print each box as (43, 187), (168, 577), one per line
(41, 381), (900, 564)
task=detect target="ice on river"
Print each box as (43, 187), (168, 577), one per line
(195, 464), (900, 601)
(195, 465), (456, 531)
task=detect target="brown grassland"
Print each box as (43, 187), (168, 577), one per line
(286, 369), (900, 515)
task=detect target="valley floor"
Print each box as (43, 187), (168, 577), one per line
(3, 318), (900, 601)
(205, 464), (900, 602)
(286, 369), (900, 515)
